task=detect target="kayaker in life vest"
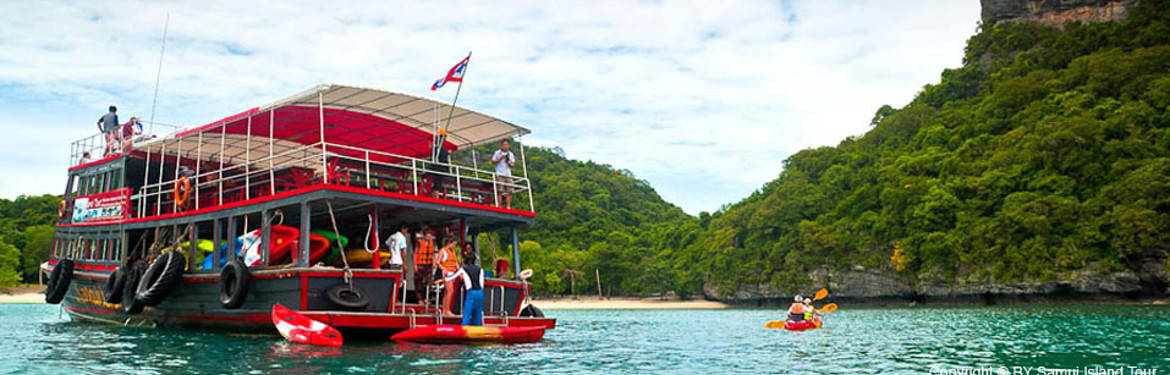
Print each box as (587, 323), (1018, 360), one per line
(787, 295), (806, 322)
(437, 237), (460, 316)
(802, 298), (823, 321)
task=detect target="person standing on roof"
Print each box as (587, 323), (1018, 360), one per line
(97, 106), (119, 157)
(491, 140), (516, 209)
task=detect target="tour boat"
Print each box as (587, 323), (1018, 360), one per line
(42, 83), (555, 336)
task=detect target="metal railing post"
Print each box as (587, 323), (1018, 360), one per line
(364, 150), (371, 189)
(411, 159), (418, 195)
(455, 166), (462, 201)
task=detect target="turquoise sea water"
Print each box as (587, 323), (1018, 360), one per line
(0, 304), (1168, 374)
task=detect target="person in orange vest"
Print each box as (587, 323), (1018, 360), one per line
(787, 295), (806, 323)
(413, 226), (436, 303)
(437, 236), (461, 316)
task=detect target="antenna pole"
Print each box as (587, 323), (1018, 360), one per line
(148, 13), (170, 135)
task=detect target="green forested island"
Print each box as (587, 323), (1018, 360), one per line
(4, 1), (1169, 303)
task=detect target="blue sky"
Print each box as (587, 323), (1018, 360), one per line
(0, 1), (980, 214)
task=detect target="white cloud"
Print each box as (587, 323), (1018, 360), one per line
(0, 0), (980, 214)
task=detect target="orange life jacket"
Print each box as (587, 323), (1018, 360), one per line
(438, 245), (458, 273)
(415, 238), (434, 266)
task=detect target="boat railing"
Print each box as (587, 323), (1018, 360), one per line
(69, 121), (183, 166)
(129, 140), (532, 219)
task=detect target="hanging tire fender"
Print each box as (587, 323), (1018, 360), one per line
(121, 261), (148, 314)
(219, 258), (251, 309)
(102, 267), (127, 304)
(135, 251), (186, 307)
(44, 259), (74, 304)
(326, 284), (370, 310)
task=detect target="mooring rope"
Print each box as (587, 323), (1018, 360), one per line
(325, 201), (354, 288)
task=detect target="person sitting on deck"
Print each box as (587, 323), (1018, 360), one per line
(802, 298), (823, 321)
(119, 117), (142, 154)
(97, 106), (119, 157)
(787, 295), (806, 323)
(413, 226), (436, 303)
(437, 237), (460, 315)
(491, 140), (516, 209)
(437, 252), (485, 326)
(79, 151), (92, 165)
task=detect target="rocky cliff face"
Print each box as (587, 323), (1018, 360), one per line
(981, 0), (1136, 27)
(703, 244), (1169, 305)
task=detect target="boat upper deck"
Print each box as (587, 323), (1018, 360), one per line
(62, 84), (536, 227)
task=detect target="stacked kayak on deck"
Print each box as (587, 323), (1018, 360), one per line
(391, 325), (546, 344)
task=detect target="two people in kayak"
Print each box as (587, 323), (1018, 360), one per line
(787, 295), (823, 323)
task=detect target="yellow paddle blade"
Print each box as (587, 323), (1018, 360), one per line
(813, 288), (828, 301)
(764, 320), (786, 329)
(821, 303), (838, 312)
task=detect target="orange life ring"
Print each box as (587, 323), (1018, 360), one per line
(174, 177), (191, 207)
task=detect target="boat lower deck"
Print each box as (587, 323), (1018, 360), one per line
(51, 263), (556, 335)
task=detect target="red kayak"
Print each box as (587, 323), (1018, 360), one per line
(391, 325), (545, 344)
(272, 303), (344, 347)
(783, 317), (823, 331)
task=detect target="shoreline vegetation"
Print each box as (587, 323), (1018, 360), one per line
(533, 296), (728, 310)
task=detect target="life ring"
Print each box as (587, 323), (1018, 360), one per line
(121, 261), (147, 314)
(219, 257), (250, 309)
(44, 259), (74, 304)
(326, 284), (370, 310)
(135, 250), (186, 306)
(173, 177), (191, 207)
(102, 267), (127, 304)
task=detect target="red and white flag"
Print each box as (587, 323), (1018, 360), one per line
(431, 55), (469, 91)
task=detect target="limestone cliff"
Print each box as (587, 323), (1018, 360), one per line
(981, 0), (1136, 27)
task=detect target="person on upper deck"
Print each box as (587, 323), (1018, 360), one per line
(438, 252), (485, 326)
(384, 225), (408, 269)
(79, 151), (92, 165)
(491, 140), (516, 209)
(120, 117), (142, 154)
(97, 106), (119, 157)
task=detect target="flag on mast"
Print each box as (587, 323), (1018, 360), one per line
(431, 55), (470, 91)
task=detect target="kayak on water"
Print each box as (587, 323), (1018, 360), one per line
(391, 325), (545, 344)
(764, 317), (824, 331)
(272, 303), (344, 347)
(783, 317), (823, 331)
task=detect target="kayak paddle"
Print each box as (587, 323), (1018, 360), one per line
(813, 288), (828, 301)
(820, 303), (838, 312)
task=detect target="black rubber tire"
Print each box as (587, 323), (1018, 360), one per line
(44, 259), (74, 304)
(326, 284), (370, 310)
(219, 258), (250, 309)
(520, 304), (545, 318)
(135, 251), (186, 307)
(102, 267), (127, 304)
(122, 261), (147, 314)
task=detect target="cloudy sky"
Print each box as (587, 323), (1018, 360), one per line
(0, 0), (980, 214)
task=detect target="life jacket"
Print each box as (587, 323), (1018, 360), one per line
(438, 245), (459, 273)
(415, 237), (434, 266)
(787, 303), (806, 322)
(803, 305), (814, 320)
